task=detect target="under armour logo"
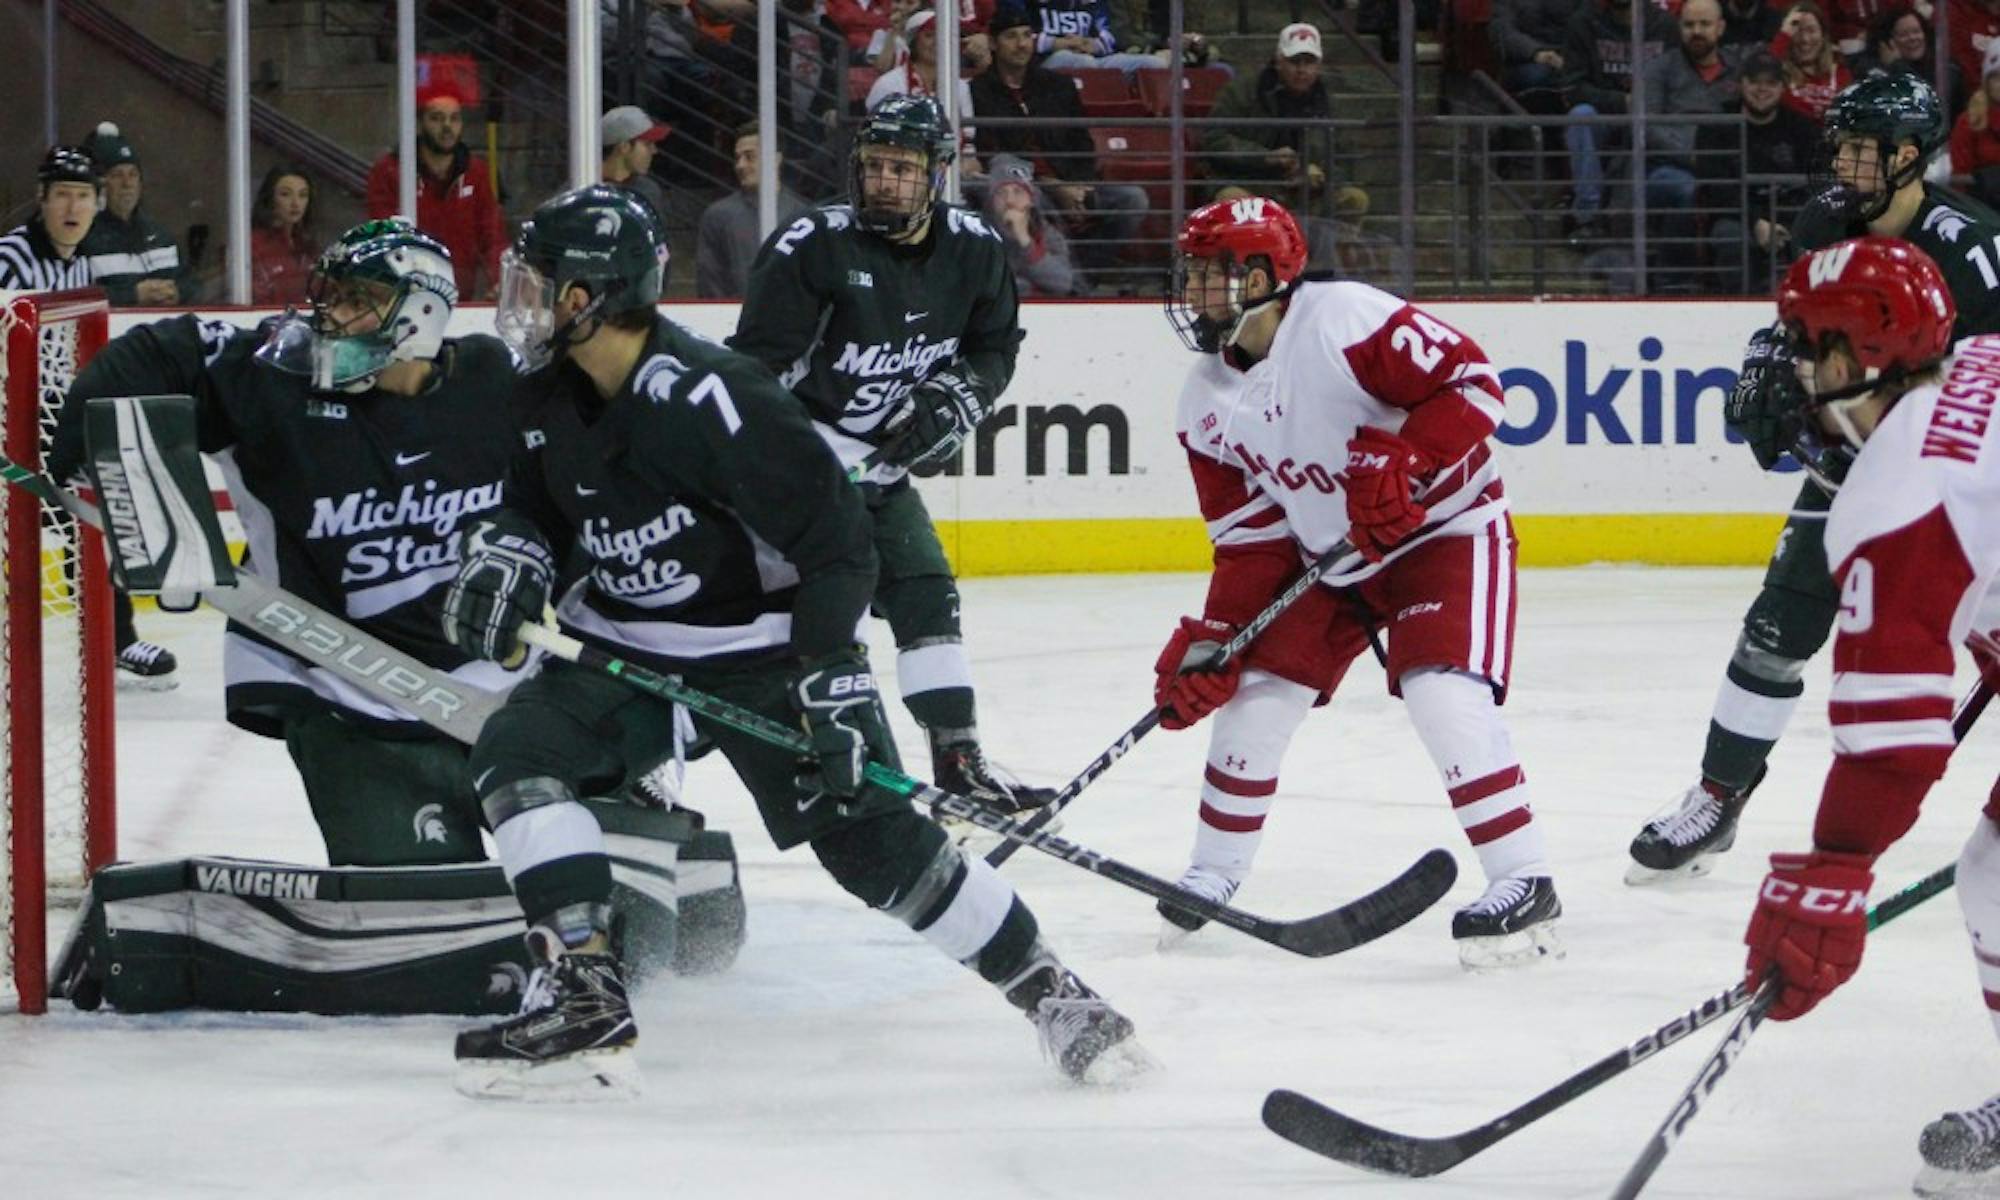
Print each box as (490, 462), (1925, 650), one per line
(1224, 754), (1247, 771)
(1445, 765), (1463, 781)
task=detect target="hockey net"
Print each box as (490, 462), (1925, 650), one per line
(0, 289), (116, 1015)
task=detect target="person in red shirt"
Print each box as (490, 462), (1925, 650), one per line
(249, 162), (319, 307)
(1773, 0), (1854, 123)
(1946, 0), (2000, 105)
(1951, 39), (2000, 204)
(364, 82), (506, 299)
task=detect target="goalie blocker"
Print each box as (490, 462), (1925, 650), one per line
(47, 800), (746, 1015)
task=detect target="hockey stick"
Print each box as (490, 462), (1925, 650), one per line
(0, 455), (505, 743)
(518, 620), (1456, 958)
(985, 538), (1357, 869)
(1262, 679), (1990, 1177)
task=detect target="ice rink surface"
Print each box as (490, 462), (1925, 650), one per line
(4, 567), (1997, 1199)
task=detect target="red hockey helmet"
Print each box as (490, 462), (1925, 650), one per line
(1167, 194), (1309, 352)
(1776, 235), (1954, 378)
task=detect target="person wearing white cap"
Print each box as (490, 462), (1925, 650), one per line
(600, 104), (672, 227)
(1201, 23), (1348, 206)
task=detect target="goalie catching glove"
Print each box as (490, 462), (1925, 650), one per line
(790, 647), (900, 809)
(442, 512), (556, 667)
(884, 369), (989, 470)
(1153, 616), (1242, 730)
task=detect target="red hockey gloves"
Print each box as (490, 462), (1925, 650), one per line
(1341, 427), (1433, 562)
(1742, 850), (1874, 1022)
(1153, 616), (1243, 730)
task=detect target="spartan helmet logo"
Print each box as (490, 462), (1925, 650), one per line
(487, 962), (529, 998)
(412, 803), (449, 844)
(593, 208), (622, 239)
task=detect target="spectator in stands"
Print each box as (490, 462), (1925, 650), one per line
(866, 0), (996, 75)
(1946, 0), (2000, 112)
(1491, 0), (1578, 119)
(249, 163), (320, 308)
(1106, 0), (1227, 73)
(78, 123), (194, 307)
(1202, 25), (1354, 213)
(865, 8), (982, 175)
(1641, 0), (1743, 290)
(0, 146), (98, 292)
(600, 105), (672, 227)
(1773, 2), (1853, 123)
(1698, 48), (1819, 292)
(364, 80), (505, 299)
(1020, 0), (1170, 75)
(697, 122), (809, 297)
(1951, 41), (2000, 205)
(1559, 0), (1677, 242)
(971, 6), (1147, 289)
(1857, 8), (1960, 111)
(1720, 0), (1781, 49)
(983, 154), (1080, 295)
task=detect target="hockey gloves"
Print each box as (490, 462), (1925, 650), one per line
(1341, 426), (1434, 562)
(1725, 323), (1804, 472)
(1153, 616), (1243, 730)
(442, 512), (556, 668)
(885, 369), (989, 471)
(790, 647), (900, 810)
(1742, 849), (1873, 1022)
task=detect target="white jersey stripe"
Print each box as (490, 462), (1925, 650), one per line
(1828, 672), (1957, 703)
(1831, 718), (1958, 756)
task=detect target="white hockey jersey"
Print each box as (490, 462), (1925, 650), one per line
(1176, 281), (1509, 590)
(1817, 333), (2000, 853)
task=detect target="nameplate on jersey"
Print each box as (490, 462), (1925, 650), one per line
(82, 394), (236, 596)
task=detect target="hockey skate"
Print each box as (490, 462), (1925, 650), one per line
(1915, 1095), (2000, 1197)
(1005, 957), (1152, 1085)
(1624, 771), (1760, 885)
(114, 640), (178, 692)
(1451, 875), (1563, 970)
(1155, 864), (1242, 951)
(454, 932), (640, 1102)
(931, 739), (1061, 849)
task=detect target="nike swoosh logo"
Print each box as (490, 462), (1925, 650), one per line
(797, 791), (822, 813)
(905, 310), (927, 322)
(395, 451), (432, 467)
(473, 766), (497, 792)
(575, 483), (599, 497)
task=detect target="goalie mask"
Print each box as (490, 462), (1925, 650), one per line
(850, 94), (956, 237)
(497, 184), (667, 371)
(257, 219), (457, 392)
(1775, 235), (1953, 470)
(1813, 73), (1946, 225)
(1166, 196), (1308, 353)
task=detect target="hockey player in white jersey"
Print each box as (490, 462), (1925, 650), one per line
(1153, 196), (1560, 969)
(1736, 235), (2000, 1195)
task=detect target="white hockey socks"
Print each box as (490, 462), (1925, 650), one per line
(1957, 816), (2000, 1044)
(1402, 667), (1550, 883)
(1187, 670), (1315, 880)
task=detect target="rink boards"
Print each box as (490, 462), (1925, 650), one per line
(122, 298), (1798, 575)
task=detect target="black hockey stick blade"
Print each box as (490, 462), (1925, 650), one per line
(1261, 848), (1458, 956)
(1263, 1088), (1472, 1178)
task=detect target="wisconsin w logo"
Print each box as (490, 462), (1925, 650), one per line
(1230, 196), (1268, 224)
(1807, 242), (1857, 286)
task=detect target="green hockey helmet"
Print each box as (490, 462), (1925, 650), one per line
(498, 183), (666, 369)
(256, 218), (458, 392)
(850, 94), (956, 236)
(1818, 73), (1946, 222)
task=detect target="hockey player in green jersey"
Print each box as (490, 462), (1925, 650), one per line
(444, 184), (1142, 1099)
(49, 219), (521, 868)
(1629, 73), (2000, 882)
(729, 94), (1055, 814)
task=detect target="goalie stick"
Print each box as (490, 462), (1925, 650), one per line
(1261, 680), (1989, 1178)
(985, 538), (1357, 869)
(518, 621), (1456, 958)
(0, 454), (505, 744)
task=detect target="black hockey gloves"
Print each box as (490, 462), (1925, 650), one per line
(885, 369), (989, 470)
(1725, 324), (1803, 472)
(790, 647), (899, 808)
(442, 512), (556, 667)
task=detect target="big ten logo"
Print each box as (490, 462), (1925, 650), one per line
(913, 402), (1130, 478)
(1494, 335), (1792, 468)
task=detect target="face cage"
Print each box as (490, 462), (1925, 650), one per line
(850, 144), (943, 236)
(1814, 133), (1923, 224)
(495, 249), (560, 371)
(1165, 253), (1245, 353)
(254, 270), (409, 390)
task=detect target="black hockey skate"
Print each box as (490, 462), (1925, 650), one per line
(934, 741), (1057, 815)
(1451, 876), (1563, 970)
(1915, 1095), (2000, 1197)
(1625, 768), (1763, 885)
(1155, 864), (1241, 950)
(1004, 957), (1150, 1084)
(114, 639), (178, 692)
(454, 935), (639, 1102)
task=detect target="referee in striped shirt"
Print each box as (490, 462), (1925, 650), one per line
(0, 146), (100, 291)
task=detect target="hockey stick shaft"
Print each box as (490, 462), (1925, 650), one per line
(518, 620), (1452, 958)
(985, 538), (1356, 868)
(0, 455), (505, 742)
